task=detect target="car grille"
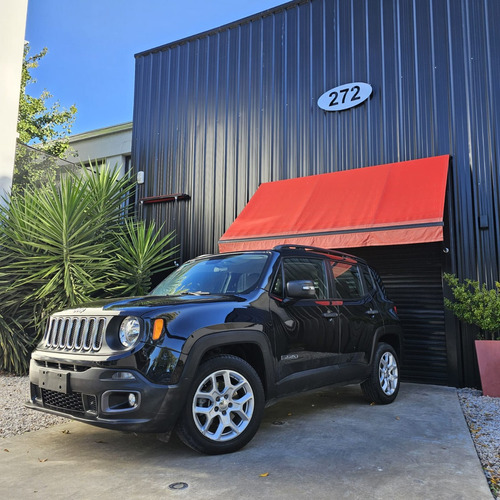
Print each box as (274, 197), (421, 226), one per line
(43, 316), (107, 352)
(35, 360), (91, 372)
(41, 388), (97, 415)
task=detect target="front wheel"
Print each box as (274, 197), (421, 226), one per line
(176, 355), (265, 454)
(361, 342), (400, 404)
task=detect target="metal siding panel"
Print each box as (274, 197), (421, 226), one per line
(222, 26), (240, 232)
(272, 15), (286, 182)
(203, 34), (218, 251)
(413, 0), (433, 157)
(488, 0), (500, 287)
(365, 0), (385, 165)
(213, 31), (228, 247)
(447, 1), (479, 282)
(132, 0), (500, 386)
(297, 4), (309, 178)
(284, 7), (300, 179)
(260, 14), (275, 185)
(236, 23), (251, 217)
(380, 0), (400, 162)
(248, 21), (263, 195)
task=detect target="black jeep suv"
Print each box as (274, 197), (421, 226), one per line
(28, 245), (401, 454)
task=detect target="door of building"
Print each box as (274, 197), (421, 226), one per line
(348, 243), (447, 385)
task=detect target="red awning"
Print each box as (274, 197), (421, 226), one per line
(219, 155), (450, 252)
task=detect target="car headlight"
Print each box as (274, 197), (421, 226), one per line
(119, 316), (141, 348)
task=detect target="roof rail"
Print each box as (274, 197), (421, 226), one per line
(272, 244), (363, 263)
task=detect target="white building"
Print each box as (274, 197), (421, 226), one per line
(69, 122), (132, 176)
(0, 0), (29, 197)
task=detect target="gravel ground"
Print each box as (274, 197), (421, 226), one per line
(0, 374), (68, 437)
(1, 375), (499, 497)
(458, 388), (500, 498)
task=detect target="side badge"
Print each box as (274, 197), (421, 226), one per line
(281, 354), (299, 361)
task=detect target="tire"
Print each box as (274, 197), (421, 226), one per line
(176, 354), (265, 454)
(361, 342), (400, 404)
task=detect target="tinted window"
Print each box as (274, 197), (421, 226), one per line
(271, 264), (284, 297)
(275, 257), (328, 299)
(331, 262), (363, 299)
(151, 254), (269, 296)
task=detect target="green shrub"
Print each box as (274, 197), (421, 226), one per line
(107, 219), (177, 297)
(444, 273), (500, 340)
(0, 312), (30, 374)
(0, 164), (177, 373)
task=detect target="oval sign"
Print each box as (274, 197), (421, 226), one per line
(317, 82), (372, 112)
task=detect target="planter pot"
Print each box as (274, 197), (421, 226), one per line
(475, 340), (500, 398)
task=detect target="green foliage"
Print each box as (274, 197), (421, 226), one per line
(17, 44), (77, 155)
(1, 165), (131, 312)
(0, 164), (178, 373)
(0, 312), (30, 375)
(13, 143), (79, 196)
(15, 44), (78, 191)
(109, 220), (177, 297)
(444, 273), (500, 340)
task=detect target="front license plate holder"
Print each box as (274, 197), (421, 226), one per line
(39, 369), (69, 394)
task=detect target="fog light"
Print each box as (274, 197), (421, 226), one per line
(128, 393), (137, 407)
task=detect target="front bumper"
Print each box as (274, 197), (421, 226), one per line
(27, 358), (184, 433)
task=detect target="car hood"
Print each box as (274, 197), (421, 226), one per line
(76, 294), (246, 312)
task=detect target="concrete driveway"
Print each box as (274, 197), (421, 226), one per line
(0, 383), (491, 500)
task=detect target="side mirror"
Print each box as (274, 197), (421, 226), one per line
(286, 280), (316, 299)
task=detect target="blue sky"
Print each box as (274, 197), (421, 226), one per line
(25, 0), (286, 135)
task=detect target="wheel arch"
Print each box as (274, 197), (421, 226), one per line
(370, 325), (402, 364)
(179, 330), (276, 401)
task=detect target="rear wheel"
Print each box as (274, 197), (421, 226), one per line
(176, 355), (264, 454)
(361, 342), (400, 404)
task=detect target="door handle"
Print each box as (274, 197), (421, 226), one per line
(322, 311), (339, 318)
(365, 309), (379, 315)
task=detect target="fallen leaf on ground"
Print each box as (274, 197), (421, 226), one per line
(38, 458), (48, 463)
(259, 472), (269, 477)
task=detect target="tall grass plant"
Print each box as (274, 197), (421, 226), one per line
(0, 164), (177, 373)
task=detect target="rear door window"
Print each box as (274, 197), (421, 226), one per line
(330, 262), (364, 300)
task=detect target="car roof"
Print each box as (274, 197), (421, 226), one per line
(272, 244), (366, 265)
(191, 245), (367, 266)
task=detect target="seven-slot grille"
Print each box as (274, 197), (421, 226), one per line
(43, 316), (107, 352)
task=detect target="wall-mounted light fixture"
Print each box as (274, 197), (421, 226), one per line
(137, 171), (145, 184)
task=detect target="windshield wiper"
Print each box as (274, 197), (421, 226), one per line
(179, 291), (210, 296)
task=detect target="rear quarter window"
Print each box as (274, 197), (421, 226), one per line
(360, 265), (377, 295)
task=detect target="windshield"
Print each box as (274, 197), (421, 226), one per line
(150, 253), (270, 296)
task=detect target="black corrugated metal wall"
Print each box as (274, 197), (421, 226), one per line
(132, 0), (500, 386)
